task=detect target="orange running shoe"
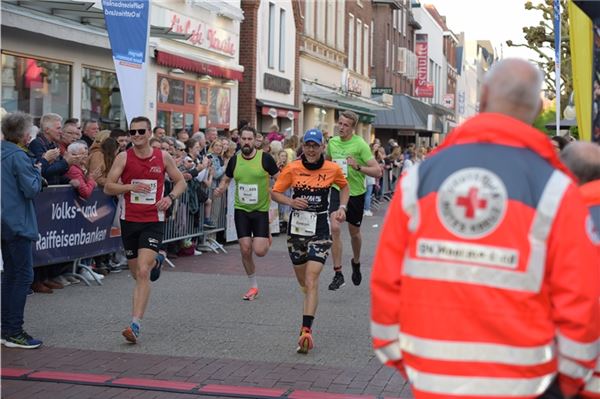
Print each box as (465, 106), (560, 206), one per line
(122, 323), (139, 344)
(242, 287), (259, 301)
(296, 327), (313, 354)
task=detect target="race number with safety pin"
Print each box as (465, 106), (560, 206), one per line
(238, 183), (258, 204)
(290, 210), (317, 236)
(131, 179), (157, 204)
(333, 159), (348, 177)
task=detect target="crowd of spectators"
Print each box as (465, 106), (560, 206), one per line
(2, 111), (437, 293)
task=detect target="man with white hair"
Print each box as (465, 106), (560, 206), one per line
(28, 113), (77, 185)
(370, 58), (599, 398)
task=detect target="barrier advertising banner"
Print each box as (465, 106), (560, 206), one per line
(33, 187), (122, 267)
(102, 0), (150, 125)
(415, 34), (434, 98)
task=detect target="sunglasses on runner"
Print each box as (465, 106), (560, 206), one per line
(128, 128), (147, 136)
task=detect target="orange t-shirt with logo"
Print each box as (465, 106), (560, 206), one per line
(273, 157), (348, 235)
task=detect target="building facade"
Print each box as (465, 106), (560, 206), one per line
(1, 0), (244, 135)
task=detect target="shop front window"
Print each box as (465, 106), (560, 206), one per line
(81, 67), (123, 129)
(1, 52), (71, 123)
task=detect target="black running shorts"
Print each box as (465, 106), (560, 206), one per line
(287, 235), (333, 266)
(234, 209), (270, 238)
(120, 220), (164, 259)
(329, 188), (365, 227)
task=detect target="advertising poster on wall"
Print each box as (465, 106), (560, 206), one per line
(157, 76), (184, 105)
(208, 87), (231, 128)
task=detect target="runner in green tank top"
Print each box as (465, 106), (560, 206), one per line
(214, 126), (279, 301)
(325, 110), (382, 291)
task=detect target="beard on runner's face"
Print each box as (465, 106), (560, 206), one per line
(241, 144), (253, 155)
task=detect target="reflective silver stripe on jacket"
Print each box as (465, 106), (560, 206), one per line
(399, 332), (554, 366)
(371, 321), (400, 341)
(557, 332), (599, 362)
(374, 341), (402, 364)
(403, 170), (570, 292)
(401, 164), (420, 233)
(558, 357), (593, 380)
(584, 376), (600, 393)
(405, 366), (555, 396)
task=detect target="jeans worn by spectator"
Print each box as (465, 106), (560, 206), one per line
(1, 237), (35, 336)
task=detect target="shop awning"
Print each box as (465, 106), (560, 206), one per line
(257, 99), (301, 120)
(303, 81), (390, 123)
(155, 50), (244, 82)
(373, 94), (443, 133)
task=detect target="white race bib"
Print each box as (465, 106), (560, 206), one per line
(333, 158), (348, 177)
(290, 210), (317, 236)
(131, 179), (157, 204)
(238, 183), (258, 204)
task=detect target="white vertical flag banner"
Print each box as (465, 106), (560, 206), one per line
(553, 0), (561, 134)
(102, 0), (150, 125)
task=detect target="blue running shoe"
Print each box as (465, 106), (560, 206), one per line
(150, 254), (164, 282)
(4, 331), (43, 349)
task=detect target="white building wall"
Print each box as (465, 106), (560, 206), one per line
(256, 0), (296, 106)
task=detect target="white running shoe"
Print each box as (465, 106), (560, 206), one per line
(363, 210), (373, 216)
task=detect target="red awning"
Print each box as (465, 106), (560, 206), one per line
(155, 50), (244, 82)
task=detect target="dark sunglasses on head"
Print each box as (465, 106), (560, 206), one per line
(128, 128), (147, 136)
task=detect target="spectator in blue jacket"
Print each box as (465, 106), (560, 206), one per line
(28, 113), (76, 185)
(1, 111), (44, 349)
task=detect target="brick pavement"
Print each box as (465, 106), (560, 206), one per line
(1, 202), (414, 399)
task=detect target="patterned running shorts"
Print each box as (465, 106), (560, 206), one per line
(287, 235), (333, 266)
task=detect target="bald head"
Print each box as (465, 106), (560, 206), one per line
(560, 142), (600, 184)
(479, 58), (544, 125)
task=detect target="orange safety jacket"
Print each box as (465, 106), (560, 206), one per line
(371, 113), (600, 399)
(580, 180), (600, 399)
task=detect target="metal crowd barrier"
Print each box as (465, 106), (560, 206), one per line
(163, 185), (205, 244)
(197, 188), (227, 254)
(371, 167), (396, 211)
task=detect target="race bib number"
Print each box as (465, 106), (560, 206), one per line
(131, 179), (157, 204)
(333, 158), (348, 177)
(238, 184), (258, 204)
(290, 210), (317, 236)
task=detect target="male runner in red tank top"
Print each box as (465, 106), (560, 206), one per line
(104, 116), (186, 343)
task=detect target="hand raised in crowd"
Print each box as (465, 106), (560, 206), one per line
(63, 150), (83, 165)
(198, 156), (210, 170)
(331, 208), (346, 224)
(69, 179), (80, 189)
(290, 197), (309, 210)
(183, 172), (192, 181)
(43, 148), (60, 163)
(130, 181), (152, 194)
(214, 185), (225, 197)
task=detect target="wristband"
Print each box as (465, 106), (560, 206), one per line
(168, 193), (176, 201)
(339, 204), (347, 211)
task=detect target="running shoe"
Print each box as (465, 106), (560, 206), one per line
(150, 254), (164, 282)
(3, 331), (43, 349)
(351, 259), (362, 286)
(296, 327), (313, 354)
(122, 323), (140, 344)
(328, 271), (345, 290)
(242, 287), (259, 301)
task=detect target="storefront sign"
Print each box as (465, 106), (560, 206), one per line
(264, 73), (291, 94)
(347, 76), (363, 95)
(33, 187), (121, 267)
(443, 93), (455, 109)
(103, 0), (150, 124)
(415, 34), (434, 98)
(167, 11), (236, 57)
(371, 87), (393, 95)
